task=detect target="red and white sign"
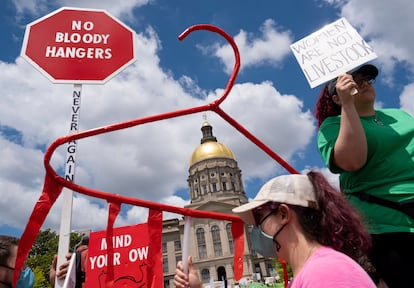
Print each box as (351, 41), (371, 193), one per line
(21, 7), (137, 84)
(85, 223), (162, 287)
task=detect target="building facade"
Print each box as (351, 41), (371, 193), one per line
(162, 121), (275, 287)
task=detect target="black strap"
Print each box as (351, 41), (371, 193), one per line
(352, 191), (414, 219)
(352, 191), (401, 210)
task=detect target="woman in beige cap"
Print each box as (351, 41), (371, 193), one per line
(173, 171), (378, 287)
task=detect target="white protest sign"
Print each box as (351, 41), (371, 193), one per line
(290, 17), (377, 88)
(62, 253), (76, 288)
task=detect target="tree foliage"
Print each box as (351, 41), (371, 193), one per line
(25, 229), (82, 287)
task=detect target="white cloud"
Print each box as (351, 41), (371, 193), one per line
(0, 17), (314, 232)
(400, 83), (414, 115)
(4, 0), (414, 235)
(209, 19), (293, 74)
(339, 0), (414, 80)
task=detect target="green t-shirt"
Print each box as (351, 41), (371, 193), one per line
(318, 108), (414, 234)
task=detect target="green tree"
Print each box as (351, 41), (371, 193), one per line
(25, 229), (82, 287)
(274, 258), (292, 286)
(33, 266), (49, 288)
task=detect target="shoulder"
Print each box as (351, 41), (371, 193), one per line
(76, 245), (88, 253)
(320, 115), (340, 127)
(318, 116), (341, 139)
(292, 247), (375, 288)
(378, 108), (413, 118)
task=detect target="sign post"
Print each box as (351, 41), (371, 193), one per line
(21, 7), (137, 287)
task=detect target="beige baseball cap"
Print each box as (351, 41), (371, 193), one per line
(232, 174), (318, 225)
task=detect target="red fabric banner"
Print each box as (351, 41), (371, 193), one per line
(14, 173), (63, 285)
(231, 220), (245, 280)
(147, 209), (163, 288)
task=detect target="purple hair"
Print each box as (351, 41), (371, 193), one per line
(291, 171), (374, 278)
(314, 85), (341, 128)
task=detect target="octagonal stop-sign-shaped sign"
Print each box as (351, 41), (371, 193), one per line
(21, 7), (136, 84)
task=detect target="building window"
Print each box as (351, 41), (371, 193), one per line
(175, 240), (181, 251)
(202, 185), (207, 194)
(211, 225), (223, 256)
(162, 242), (167, 254)
(232, 182), (236, 190)
(222, 182), (227, 191)
(212, 183), (217, 192)
(163, 256), (168, 273)
(226, 223), (234, 254)
(211, 173), (215, 177)
(176, 255), (182, 263)
(164, 279), (170, 288)
(196, 228), (207, 259)
(201, 269), (210, 281)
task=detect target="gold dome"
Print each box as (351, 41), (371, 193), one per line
(190, 141), (235, 166)
(189, 121), (236, 166)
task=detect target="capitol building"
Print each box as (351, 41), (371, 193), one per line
(162, 121), (276, 287)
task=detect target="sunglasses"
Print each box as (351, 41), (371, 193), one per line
(354, 76), (376, 87)
(253, 202), (279, 226)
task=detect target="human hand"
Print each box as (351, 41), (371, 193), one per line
(173, 256), (202, 288)
(335, 74), (358, 104)
(49, 253), (72, 287)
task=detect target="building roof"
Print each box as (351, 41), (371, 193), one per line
(189, 121), (236, 166)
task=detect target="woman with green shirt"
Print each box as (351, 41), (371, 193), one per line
(314, 64), (414, 288)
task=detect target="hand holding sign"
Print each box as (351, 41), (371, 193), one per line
(290, 17), (377, 89)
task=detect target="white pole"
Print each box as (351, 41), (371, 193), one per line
(182, 216), (191, 274)
(55, 84), (82, 288)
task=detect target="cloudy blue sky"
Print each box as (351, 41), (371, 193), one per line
(1, 0), (414, 237)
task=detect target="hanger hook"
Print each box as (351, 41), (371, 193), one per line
(178, 24), (240, 107)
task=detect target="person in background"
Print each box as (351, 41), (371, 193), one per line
(74, 235), (89, 288)
(174, 172), (377, 288)
(315, 63), (414, 288)
(0, 234), (69, 288)
(0, 235), (34, 288)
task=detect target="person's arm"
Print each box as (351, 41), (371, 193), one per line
(173, 256), (202, 288)
(49, 254), (71, 287)
(332, 75), (367, 171)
